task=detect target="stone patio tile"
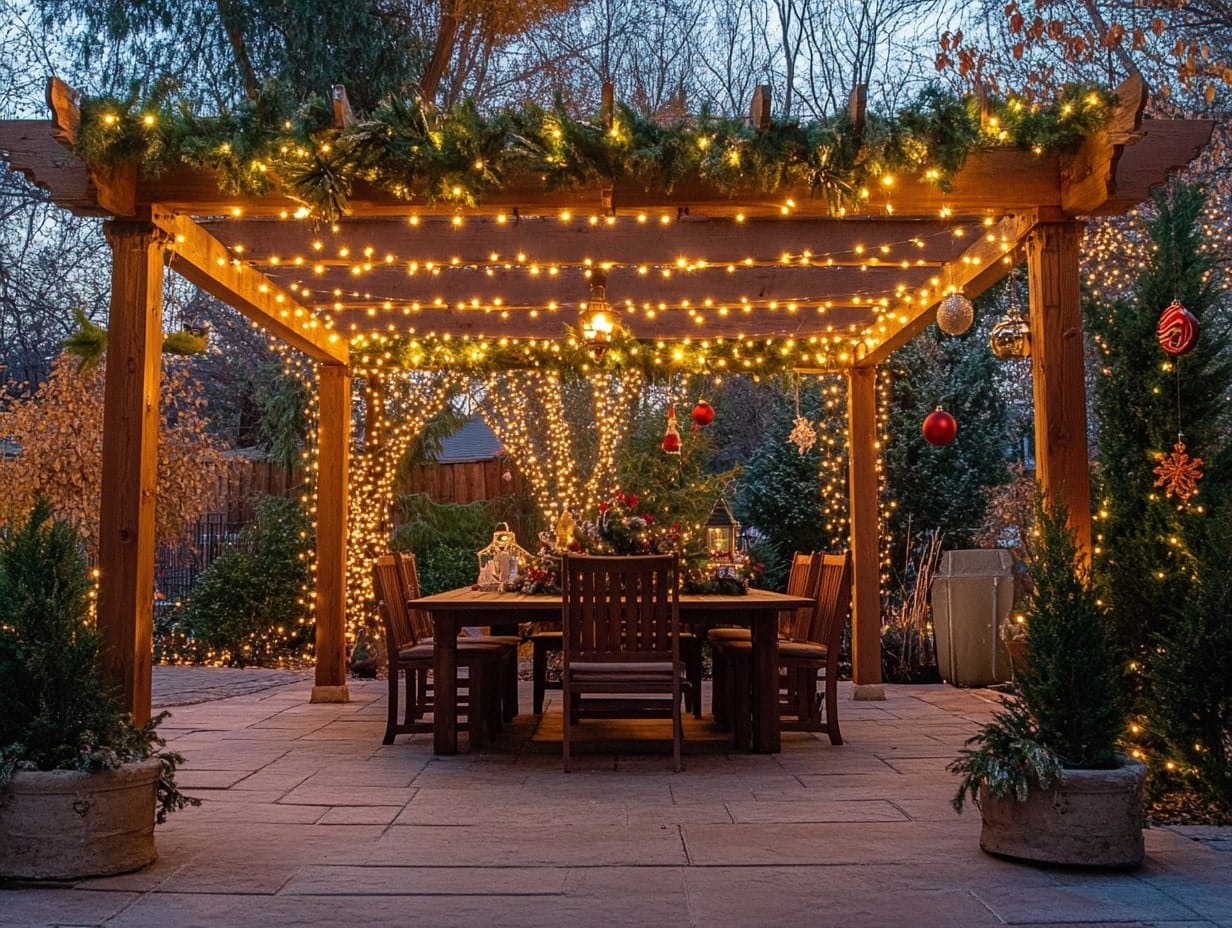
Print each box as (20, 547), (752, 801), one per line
(559, 865), (691, 924)
(724, 798), (909, 824)
(972, 877), (1199, 924)
(682, 821), (977, 866)
(225, 772), (311, 792)
(170, 800), (325, 824)
(315, 805), (405, 825)
(299, 767), (420, 789)
(367, 823), (688, 867)
(394, 796), (629, 826)
(184, 788), (291, 804)
(175, 769), (252, 789)
(683, 866), (1003, 927)
(0, 888), (139, 926)
(278, 785), (417, 806)
(282, 864), (569, 895)
(624, 801), (735, 824)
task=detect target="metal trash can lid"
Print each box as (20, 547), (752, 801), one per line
(936, 548), (1013, 578)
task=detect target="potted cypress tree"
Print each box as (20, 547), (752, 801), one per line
(948, 493), (1146, 867)
(0, 499), (197, 880)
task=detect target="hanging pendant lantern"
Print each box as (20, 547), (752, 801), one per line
(936, 291), (974, 336)
(990, 269), (1031, 360)
(990, 307), (1031, 359)
(578, 270), (620, 359)
(661, 404), (682, 455)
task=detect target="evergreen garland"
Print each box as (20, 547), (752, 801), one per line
(72, 83), (1117, 222)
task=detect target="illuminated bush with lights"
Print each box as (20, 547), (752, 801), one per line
(170, 496), (313, 667)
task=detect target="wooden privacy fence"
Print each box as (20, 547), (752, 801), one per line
(215, 457), (305, 523)
(402, 458), (524, 504)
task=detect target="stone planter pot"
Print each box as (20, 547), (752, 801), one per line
(978, 755), (1147, 868)
(0, 758), (160, 880)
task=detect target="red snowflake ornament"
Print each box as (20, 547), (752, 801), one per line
(1153, 438), (1203, 501)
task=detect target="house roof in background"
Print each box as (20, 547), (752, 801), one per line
(436, 415), (502, 464)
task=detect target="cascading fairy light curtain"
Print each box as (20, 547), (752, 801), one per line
(479, 369), (642, 527)
(346, 368), (461, 634)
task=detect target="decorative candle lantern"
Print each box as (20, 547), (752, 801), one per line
(705, 498), (741, 563)
(578, 270), (620, 358)
(476, 522), (531, 590)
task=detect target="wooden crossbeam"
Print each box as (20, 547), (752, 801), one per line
(204, 215), (971, 268)
(855, 213), (1036, 367)
(152, 210), (348, 364)
(280, 263), (937, 310)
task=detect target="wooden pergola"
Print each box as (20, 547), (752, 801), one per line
(0, 77), (1213, 727)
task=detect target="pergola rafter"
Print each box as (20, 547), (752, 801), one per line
(0, 74), (1214, 730)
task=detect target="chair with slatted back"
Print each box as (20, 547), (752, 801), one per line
(777, 550), (852, 743)
(720, 551), (852, 747)
(560, 553), (690, 772)
(395, 551), (519, 722)
(707, 551), (817, 733)
(373, 555), (507, 746)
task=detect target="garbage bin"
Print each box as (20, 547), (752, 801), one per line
(930, 549), (1015, 687)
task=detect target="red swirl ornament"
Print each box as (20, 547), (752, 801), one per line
(1157, 300), (1199, 356)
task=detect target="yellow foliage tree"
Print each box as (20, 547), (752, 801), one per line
(0, 354), (227, 553)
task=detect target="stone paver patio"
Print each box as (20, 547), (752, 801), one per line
(2, 670), (1229, 927)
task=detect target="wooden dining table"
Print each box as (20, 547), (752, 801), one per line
(407, 586), (812, 756)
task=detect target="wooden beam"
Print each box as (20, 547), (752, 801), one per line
(1088, 118), (1215, 216)
(97, 220), (165, 727)
(1062, 74), (1213, 215)
(288, 263), (940, 310)
(116, 149), (1066, 219)
(205, 215), (970, 267)
(331, 85), (356, 129)
(849, 86), (867, 137)
(44, 77), (136, 216)
(856, 213), (1035, 366)
(0, 120), (110, 216)
(1027, 217), (1092, 556)
(153, 211), (348, 365)
(750, 85), (772, 132)
(312, 364), (351, 703)
(846, 365), (884, 698)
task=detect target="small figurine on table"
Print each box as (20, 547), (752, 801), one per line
(554, 509), (575, 551)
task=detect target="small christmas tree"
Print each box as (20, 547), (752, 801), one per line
(950, 492), (1126, 809)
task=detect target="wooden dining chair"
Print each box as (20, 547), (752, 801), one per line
(560, 553), (690, 772)
(373, 555), (507, 746)
(537, 617), (703, 719)
(707, 551), (818, 732)
(718, 551), (852, 748)
(778, 550), (852, 744)
(396, 551), (519, 721)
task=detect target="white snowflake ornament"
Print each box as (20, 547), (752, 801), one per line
(788, 416), (817, 455)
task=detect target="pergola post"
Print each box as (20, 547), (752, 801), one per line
(98, 220), (166, 726)
(312, 363), (351, 702)
(1026, 215), (1093, 555)
(846, 366), (885, 699)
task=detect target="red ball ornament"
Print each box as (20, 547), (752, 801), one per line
(1157, 300), (1199, 356)
(922, 407), (958, 446)
(691, 400), (715, 427)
